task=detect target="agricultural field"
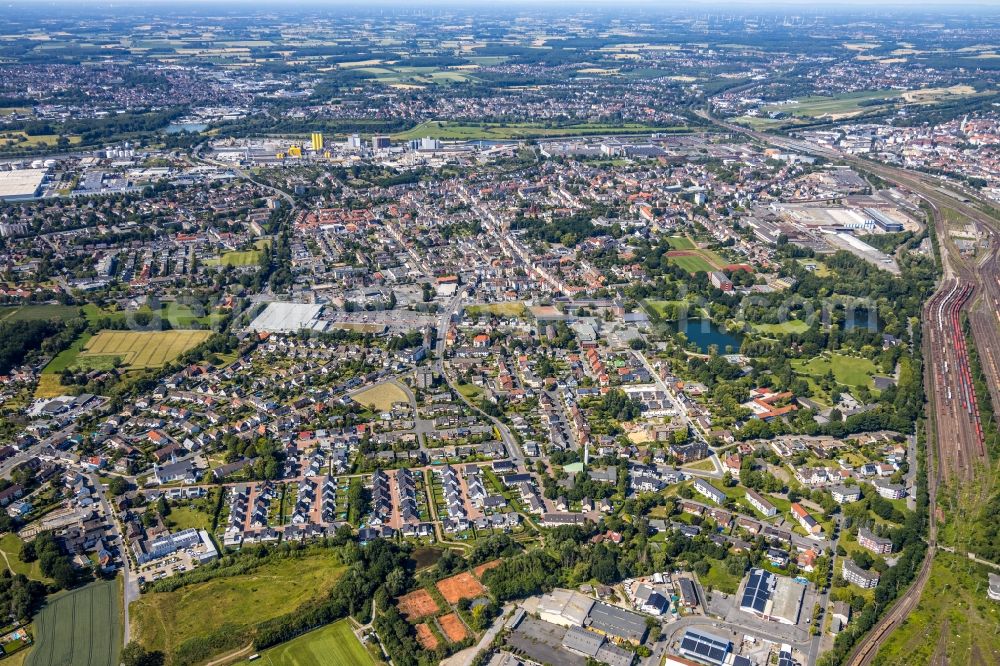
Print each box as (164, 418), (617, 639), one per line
(131, 552), (345, 660)
(341, 63), (478, 87)
(791, 352), (879, 389)
(465, 302), (526, 318)
(0, 304), (81, 322)
(875, 553), (1000, 665)
(259, 619), (375, 666)
(351, 381), (409, 411)
(25, 579), (120, 666)
(78, 330), (213, 369)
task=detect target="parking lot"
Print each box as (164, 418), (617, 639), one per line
(506, 616), (585, 666)
(136, 550), (196, 584)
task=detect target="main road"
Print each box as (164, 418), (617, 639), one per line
(433, 293), (526, 466)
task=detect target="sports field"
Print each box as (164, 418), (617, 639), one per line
(665, 236), (696, 250)
(79, 330), (212, 369)
(437, 612), (468, 643)
(666, 249), (724, 274)
(435, 572), (485, 604)
(205, 249), (264, 267)
(396, 588), (440, 620)
(26, 579), (120, 666)
(259, 619), (374, 666)
(352, 381), (409, 411)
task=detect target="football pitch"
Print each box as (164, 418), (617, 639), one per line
(259, 619), (374, 666)
(26, 579), (121, 666)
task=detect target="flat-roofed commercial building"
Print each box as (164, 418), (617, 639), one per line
(586, 601), (648, 644)
(0, 169), (46, 201)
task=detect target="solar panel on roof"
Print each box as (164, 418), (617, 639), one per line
(679, 630), (732, 666)
(740, 568), (773, 614)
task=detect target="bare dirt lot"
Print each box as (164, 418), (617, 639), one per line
(397, 589), (441, 620)
(472, 559), (502, 579)
(415, 622), (439, 650)
(436, 572), (486, 604)
(438, 612), (469, 643)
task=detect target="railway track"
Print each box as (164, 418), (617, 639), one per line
(698, 111), (998, 665)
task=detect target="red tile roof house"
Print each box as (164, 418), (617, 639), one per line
(790, 502), (823, 536)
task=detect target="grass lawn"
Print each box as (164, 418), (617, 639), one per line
(158, 302), (224, 328)
(875, 552), (1000, 665)
(752, 320), (811, 335)
(0, 534), (49, 583)
(698, 560), (740, 595)
(682, 458), (716, 473)
(351, 381), (409, 411)
(165, 506), (212, 532)
(259, 619), (374, 666)
(41, 332), (93, 374)
(796, 258), (833, 277)
(131, 552), (345, 660)
(466, 302), (526, 318)
(25, 579), (120, 666)
(791, 352), (878, 389)
(455, 383), (483, 400)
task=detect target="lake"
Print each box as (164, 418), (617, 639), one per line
(677, 318), (743, 353)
